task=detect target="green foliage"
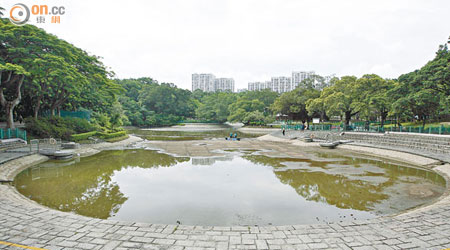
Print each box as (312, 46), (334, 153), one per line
(92, 113), (111, 130)
(2, 18), (448, 132)
(310, 76), (359, 125)
(116, 78), (195, 127)
(97, 131), (127, 139)
(70, 131), (98, 141)
(389, 40), (450, 127)
(242, 111), (265, 125)
(238, 89), (279, 107)
(0, 18), (120, 128)
(196, 92), (237, 123)
(70, 130), (127, 141)
(418, 42), (450, 97)
(228, 99), (265, 122)
(25, 117), (96, 140)
(273, 86), (320, 122)
(352, 75), (395, 126)
(0, 63), (30, 76)
(140, 83), (195, 118)
(192, 90), (277, 125)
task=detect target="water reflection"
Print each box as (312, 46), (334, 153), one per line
(192, 156), (234, 166)
(13, 149), (446, 225)
(244, 153), (445, 214)
(14, 150), (188, 219)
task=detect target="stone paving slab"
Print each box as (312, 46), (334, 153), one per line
(1, 135), (450, 249)
(0, 150), (33, 166)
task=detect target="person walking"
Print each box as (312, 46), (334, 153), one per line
(282, 128), (285, 136)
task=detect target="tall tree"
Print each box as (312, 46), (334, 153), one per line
(419, 39), (450, 97)
(0, 18), (119, 121)
(0, 63), (29, 129)
(228, 98), (264, 122)
(29, 54), (66, 118)
(271, 86), (320, 123)
(196, 92), (237, 122)
(307, 76), (360, 126)
(353, 74), (395, 127)
(393, 70), (442, 128)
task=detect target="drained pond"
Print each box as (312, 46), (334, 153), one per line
(127, 123), (264, 141)
(13, 148), (446, 226)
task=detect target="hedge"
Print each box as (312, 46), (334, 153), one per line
(70, 131), (127, 141)
(70, 131), (98, 141)
(98, 131), (127, 139)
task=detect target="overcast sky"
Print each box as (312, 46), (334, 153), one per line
(3, 0), (450, 90)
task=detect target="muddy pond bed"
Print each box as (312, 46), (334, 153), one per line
(127, 123), (262, 141)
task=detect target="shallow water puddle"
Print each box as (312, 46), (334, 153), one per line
(13, 149), (445, 226)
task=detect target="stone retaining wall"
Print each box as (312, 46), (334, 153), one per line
(280, 130), (450, 163)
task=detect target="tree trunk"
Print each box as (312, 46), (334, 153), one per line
(0, 75), (24, 129)
(5, 103), (15, 129)
(344, 111), (351, 126)
(34, 96), (42, 119)
(380, 111), (387, 128)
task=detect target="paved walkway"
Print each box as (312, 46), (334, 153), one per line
(1, 135), (450, 249)
(0, 149), (33, 166)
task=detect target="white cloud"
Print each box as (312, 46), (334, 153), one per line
(2, 0), (449, 89)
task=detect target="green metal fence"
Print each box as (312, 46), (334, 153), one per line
(42, 110), (91, 120)
(385, 125), (450, 134)
(0, 128), (27, 141)
(281, 124), (450, 135)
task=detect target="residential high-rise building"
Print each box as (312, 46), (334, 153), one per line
(214, 78), (235, 92)
(247, 70), (332, 93)
(248, 81), (271, 91)
(271, 77), (292, 93)
(292, 71), (315, 88)
(192, 73), (216, 92)
(192, 74), (235, 92)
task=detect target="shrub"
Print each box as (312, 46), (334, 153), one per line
(70, 131), (98, 141)
(25, 117), (96, 140)
(98, 131), (127, 139)
(70, 131), (127, 142)
(63, 117), (96, 133)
